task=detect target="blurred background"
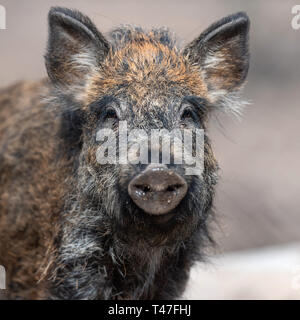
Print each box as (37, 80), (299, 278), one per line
(0, 0), (299, 299)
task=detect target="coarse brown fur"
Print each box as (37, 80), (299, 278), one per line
(0, 8), (250, 299)
(0, 81), (62, 298)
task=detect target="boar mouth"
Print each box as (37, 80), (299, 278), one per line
(148, 211), (176, 224)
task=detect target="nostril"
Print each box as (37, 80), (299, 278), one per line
(166, 186), (174, 192)
(135, 185), (151, 193)
(166, 184), (183, 193)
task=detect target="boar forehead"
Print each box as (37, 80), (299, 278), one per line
(84, 31), (208, 110)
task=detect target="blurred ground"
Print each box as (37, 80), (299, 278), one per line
(183, 242), (300, 299)
(0, 0), (299, 299)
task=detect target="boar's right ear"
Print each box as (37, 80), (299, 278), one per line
(45, 7), (110, 86)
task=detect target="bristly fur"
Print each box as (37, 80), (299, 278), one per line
(108, 25), (176, 48)
(0, 7), (249, 300)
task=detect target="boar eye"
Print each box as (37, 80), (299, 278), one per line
(180, 108), (197, 122)
(104, 107), (119, 121)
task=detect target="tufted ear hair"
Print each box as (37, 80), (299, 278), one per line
(183, 12), (250, 114)
(45, 7), (110, 87)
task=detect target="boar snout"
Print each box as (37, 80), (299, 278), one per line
(128, 166), (188, 215)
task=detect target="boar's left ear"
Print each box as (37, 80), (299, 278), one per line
(183, 12), (250, 113)
(45, 7), (110, 86)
